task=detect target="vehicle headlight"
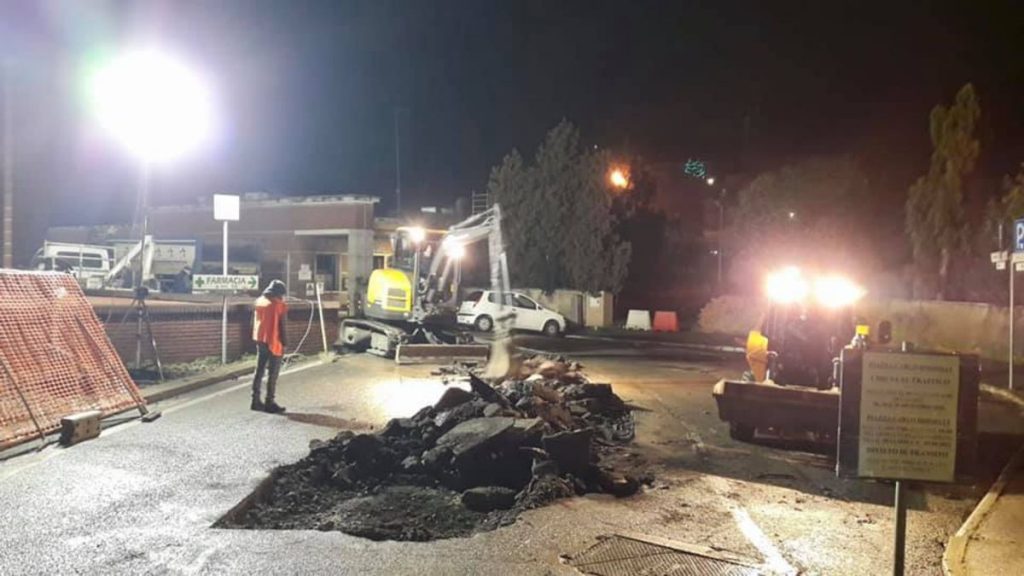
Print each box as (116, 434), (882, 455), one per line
(765, 267), (809, 304)
(813, 275), (865, 308)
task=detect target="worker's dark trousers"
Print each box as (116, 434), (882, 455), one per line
(252, 343), (282, 402)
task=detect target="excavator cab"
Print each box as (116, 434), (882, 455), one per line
(744, 267), (864, 390)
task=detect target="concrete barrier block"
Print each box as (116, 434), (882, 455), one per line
(653, 311), (679, 332)
(625, 310), (652, 331)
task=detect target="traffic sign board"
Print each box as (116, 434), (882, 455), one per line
(1015, 218), (1024, 252)
(193, 274), (259, 293)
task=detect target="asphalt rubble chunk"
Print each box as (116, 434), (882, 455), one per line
(219, 354), (651, 541)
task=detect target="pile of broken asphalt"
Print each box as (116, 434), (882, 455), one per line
(220, 355), (651, 541)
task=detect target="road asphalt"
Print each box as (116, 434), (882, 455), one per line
(0, 336), (1021, 575)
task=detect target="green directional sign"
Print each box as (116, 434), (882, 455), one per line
(683, 158), (707, 179)
(193, 274), (259, 293)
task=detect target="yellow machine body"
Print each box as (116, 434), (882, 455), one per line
(365, 268), (414, 321)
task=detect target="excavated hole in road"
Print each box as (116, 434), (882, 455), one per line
(214, 357), (652, 541)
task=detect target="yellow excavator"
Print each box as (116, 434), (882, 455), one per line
(337, 205), (514, 374)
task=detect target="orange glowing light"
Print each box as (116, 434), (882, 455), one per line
(609, 167), (630, 189)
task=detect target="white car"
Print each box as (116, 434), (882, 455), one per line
(458, 290), (567, 336)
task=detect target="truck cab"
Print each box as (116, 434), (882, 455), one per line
(30, 242), (113, 290)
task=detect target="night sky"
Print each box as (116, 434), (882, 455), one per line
(3, 0), (1024, 238)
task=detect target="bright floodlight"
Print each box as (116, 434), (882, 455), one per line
(813, 275), (865, 309)
(444, 239), (466, 260)
(765, 266), (808, 304)
(406, 226), (426, 243)
(88, 49), (215, 163)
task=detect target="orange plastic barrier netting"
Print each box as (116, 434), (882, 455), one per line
(0, 270), (145, 449)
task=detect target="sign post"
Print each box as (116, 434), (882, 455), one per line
(1012, 219), (1024, 390)
(838, 347), (978, 576)
(213, 194), (240, 364)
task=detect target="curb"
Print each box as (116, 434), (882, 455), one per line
(566, 333), (745, 354)
(141, 363), (256, 403)
(979, 383), (1024, 411)
(943, 443), (1024, 576)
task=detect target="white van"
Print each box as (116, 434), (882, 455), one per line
(30, 242), (113, 289)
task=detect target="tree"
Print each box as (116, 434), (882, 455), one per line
(905, 83), (981, 300)
(729, 155), (876, 282)
(487, 120), (631, 293)
(986, 164), (1024, 234)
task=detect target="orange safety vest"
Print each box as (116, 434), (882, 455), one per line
(253, 295), (288, 356)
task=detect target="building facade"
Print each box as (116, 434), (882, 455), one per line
(146, 193), (376, 303)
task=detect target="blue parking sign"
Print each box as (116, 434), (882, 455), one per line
(1016, 219), (1024, 252)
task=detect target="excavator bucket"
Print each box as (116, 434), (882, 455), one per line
(746, 330), (769, 382)
(482, 335), (513, 379)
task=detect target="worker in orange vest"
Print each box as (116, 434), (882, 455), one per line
(251, 279), (288, 413)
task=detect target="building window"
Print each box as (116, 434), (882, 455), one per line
(315, 253), (338, 292)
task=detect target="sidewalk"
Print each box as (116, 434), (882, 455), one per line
(139, 359), (257, 403)
(945, 388), (1024, 576)
(945, 446), (1024, 575)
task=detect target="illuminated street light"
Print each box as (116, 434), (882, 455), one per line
(87, 49), (215, 164)
(788, 211), (796, 220)
(706, 176), (715, 186)
(609, 167), (629, 189)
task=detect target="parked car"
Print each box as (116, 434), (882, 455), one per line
(457, 290), (566, 336)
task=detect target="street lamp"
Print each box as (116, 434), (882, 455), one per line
(706, 176), (715, 186)
(87, 48), (215, 372)
(609, 167), (629, 189)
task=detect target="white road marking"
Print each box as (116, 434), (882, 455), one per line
(706, 476), (797, 576)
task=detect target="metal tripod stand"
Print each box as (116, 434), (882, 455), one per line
(118, 286), (164, 381)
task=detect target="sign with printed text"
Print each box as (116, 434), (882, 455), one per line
(192, 274), (258, 293)
(856, 351), (960, 482)
(1015, 218), (1024, 252)
(298, 264), (312, 281)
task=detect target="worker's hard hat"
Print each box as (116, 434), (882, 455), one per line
(263, 279), (286, 296)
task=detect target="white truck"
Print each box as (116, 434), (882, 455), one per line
(30, 242), (113, 290)
(31, 238), (198, 292)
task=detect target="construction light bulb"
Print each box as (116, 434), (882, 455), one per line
(765, 266), (808, 304)
(443, 239), (466, 260)
(813, 275), (865, 308)
(407, 227), (426, 244)
(87, 49), (215, 163)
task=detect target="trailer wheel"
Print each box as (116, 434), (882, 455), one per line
(729, 422), (755, 442)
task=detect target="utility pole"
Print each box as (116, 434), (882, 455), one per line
(716, 188), (726, 288)
(394, 107), (402, 217)
(3, 61), (14, 269)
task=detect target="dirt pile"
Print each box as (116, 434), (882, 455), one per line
(220, 355), (650, 541)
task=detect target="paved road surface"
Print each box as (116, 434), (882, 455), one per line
(0, 339), (1018, 575)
